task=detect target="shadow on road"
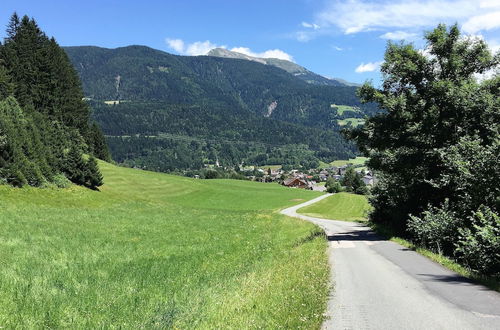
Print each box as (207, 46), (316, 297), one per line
(327, 229), (381, 242)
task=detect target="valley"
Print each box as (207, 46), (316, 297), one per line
(64, 46), (378, 172)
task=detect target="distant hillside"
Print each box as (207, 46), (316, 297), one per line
(207, 48), (349, 86)
(65, 45), (378, 171)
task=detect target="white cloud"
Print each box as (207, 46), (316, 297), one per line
(165, 38), (294, 62)
(230, 47), (294, 62)
(462, 11), (500, 34)
(355, 61), (382, 73)
(185, 40), (221, 56)
(316, 0), (499, 35)
(295, 31), (315, 42)
(166, 39), (185, 53)
(334, 46), (344, 51)
(480, 0), (500, 9)
(301, 21), (320, 30)
(165, 38), (224, 55)
(380, 31), (418, 40)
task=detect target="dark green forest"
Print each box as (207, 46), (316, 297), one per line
(350, 24), (499, 276)
(65, 45), (379, 170)
(0, 13), (109, 189)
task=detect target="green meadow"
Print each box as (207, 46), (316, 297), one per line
(329, 156), (369, 167)
(0, 162), (329, 328)
(298, 192), (371, 222)
(330, 104), (360, 116)
(337, 118), (365, 127)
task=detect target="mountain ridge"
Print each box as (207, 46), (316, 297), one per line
(207, 47), (354, 86)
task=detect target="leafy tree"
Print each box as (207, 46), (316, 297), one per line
(340, 167), (366, 194)
(326, 177), (342, 193)
(349, 24), (499, 275)
(350, 24), (499, 233)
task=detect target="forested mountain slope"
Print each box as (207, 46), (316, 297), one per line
(65, 45), (377, 171)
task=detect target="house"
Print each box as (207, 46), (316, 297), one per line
(363, 175), (374, 185)
(283, 177), (309, 189)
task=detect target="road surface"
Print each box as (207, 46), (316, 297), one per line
(281, 194), (500, 329)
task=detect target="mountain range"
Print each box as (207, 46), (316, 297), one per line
(64, 45), (377, 172)
(207, 48), (359, 87)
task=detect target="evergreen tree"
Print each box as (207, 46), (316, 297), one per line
(0, 13), (107, 189)
(85, 156), (103, 189)
(63, 146), (86, 185)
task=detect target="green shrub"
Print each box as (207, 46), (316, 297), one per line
(326, 179), (342, 193)
(456, 206), (500, 276)
(51, 173), (72, 188)
(407, 200), (461, 255)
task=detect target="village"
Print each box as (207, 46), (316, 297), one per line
(246, 163), (375, 192)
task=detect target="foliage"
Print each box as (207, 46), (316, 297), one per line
(0, 160), (328, 327)
(408, 200), (461, 255)
(340, 167), (367, 194)
(325, 177), (342, 193)
(349, 23), (499, 275)
(0, 13), (108, 188)
(455, 206), (500, 275)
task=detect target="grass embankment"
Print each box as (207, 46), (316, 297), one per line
(0, 162), (329, 328)
(297, 192), (371, 221)
(371, 223), (500, 292)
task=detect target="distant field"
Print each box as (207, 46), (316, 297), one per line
(337, 117), (365, 127)
(0, 162), (328, 328)
(331, 104), (360, 115)
(297, 192), (372, 221)
(258, 164), (282, 171)
(330, 156), (369, 167)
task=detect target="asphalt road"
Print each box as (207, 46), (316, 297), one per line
(281, 194), (500, 330)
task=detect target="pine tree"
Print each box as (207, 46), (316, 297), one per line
(0, 13), (110, 189)
(85, 156), (103, 189)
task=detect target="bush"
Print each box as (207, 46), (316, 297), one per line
(407, 200), (461, 255)
(326, 179), (342, 193)
(456, 206), (500, 276)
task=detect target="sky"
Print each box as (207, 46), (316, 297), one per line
(1, 0), (499, 84)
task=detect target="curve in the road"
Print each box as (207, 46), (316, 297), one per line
(281, 194), (500, 330)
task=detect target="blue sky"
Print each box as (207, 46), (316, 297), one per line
(1, 0), (499, 84)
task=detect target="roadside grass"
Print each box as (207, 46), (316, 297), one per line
(0, 161), (329, 328)
(297, 192), (371, 221)
(370, 222), (500, 292)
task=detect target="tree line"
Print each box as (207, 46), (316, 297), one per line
(0, 13), (110, 189)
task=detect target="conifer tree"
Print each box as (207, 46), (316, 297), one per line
(85, 156), (103, 189)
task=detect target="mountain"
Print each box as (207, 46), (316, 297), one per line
(207, 48), (350, 86)
(64, 45), (377, 172)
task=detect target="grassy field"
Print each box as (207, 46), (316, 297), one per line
(337, 118), (365, 127)
(329, 156), (369, 167)
(0, 162), (329, 328)
(297, 192), (371, 221)
(330, 104), (360, 116)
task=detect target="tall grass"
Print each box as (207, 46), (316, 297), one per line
(0, 162), (328, 328)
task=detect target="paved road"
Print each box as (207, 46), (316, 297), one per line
(281, 194), (500, 330)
